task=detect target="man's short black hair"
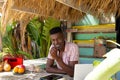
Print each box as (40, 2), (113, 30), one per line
(50, 27), (63, 35)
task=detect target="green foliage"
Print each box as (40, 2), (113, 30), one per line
(27, 17), (60, 58)
(3, 22), (18, 54)
(17, 50), (33, 59)
(2, 21), (32, 59)
(27, 17), (43, 44)
(27, 17), (43, 58)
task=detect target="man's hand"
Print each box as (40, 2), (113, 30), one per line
(50, 47), (59, 60)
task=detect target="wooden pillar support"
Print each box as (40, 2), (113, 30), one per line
(67, 21), (72, 42)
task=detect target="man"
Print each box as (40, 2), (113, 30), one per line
(46, 27), (79, 77)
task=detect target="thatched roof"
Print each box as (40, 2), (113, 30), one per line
(57, 0), (120, 17)
(11, 0), (85, 22)
(8, 0), (120, 18)
(1, 0), (120, 33)
(1, 0), (120, 25)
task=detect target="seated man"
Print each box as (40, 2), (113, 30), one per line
(46, 27), (79, 77)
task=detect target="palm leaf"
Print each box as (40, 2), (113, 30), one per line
(27, 17), (44, 58)
(17, 50), (33, 59)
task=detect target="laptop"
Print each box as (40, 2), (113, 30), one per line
(74, 64), (93, 80)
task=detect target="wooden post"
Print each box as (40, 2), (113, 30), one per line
(67, 21), (72, 42)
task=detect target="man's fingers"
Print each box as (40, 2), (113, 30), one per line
(50, 47), (57, 53)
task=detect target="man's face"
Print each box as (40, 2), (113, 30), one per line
(50, 32), (65, 50)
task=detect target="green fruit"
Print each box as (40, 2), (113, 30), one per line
(93, 60), (101, 67)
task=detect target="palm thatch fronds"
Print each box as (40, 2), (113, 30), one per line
(11, 0), (85, 22)
(1, 0), (120, 29)
(57, 0), (120, 18)
(1, 0), (39, 34)
(1, 0), (12, 35)
(8, 0), (120, 23)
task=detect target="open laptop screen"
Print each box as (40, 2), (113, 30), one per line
(74, 64), (93, 80)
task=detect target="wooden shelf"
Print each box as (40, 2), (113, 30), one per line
(67, 24), (116, 59)
(73, 40), (116, 48)
(66, 24), (115, 33)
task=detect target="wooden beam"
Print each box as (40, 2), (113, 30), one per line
(11, 8), (40, 15)
(56, 0), (86, 13)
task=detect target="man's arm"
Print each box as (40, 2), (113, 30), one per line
(56, 57), (78, 77)
(46, 58), (66, 74)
